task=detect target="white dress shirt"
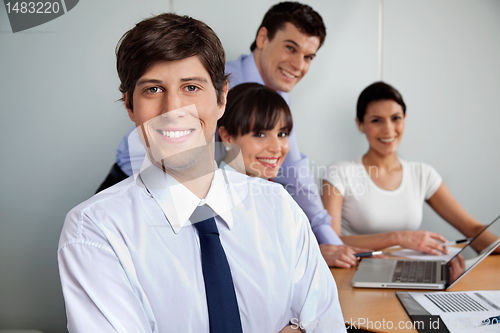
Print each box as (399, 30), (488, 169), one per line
(58, 160), (346, 332)
(116, 54), (343, 246)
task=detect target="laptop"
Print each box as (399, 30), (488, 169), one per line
(351, 215), (500, 289)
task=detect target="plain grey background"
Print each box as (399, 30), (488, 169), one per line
(0, 0), (499, 331)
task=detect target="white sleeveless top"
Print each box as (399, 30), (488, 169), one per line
(323, 158), (442, 236)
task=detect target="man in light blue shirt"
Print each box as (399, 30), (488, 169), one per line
(60, 13), (346, 332)
(107, 2), (364, 268)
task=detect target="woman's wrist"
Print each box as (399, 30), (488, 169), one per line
(389, 231), (404, 247)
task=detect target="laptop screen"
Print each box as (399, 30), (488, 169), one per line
(446, 215), (500, 287)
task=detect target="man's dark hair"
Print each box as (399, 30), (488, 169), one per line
(250, 1), (326, 52)
(356, 81), (407, 122)
(116, 13), (228, 109)
(218, 83), (293, 137)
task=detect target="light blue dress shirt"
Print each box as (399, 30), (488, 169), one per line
(115, 53), (342, 246)
(58, 159), (346, 332)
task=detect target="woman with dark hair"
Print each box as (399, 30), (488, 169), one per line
(221, 82), (373, 268)
(218, 82), (293, 180)
(321, 81), (495, 254)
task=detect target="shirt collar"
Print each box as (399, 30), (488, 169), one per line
(242, 52), (266, 86)
(138, 158), (235, 234)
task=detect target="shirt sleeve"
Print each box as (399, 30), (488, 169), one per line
(322, 162), (347, 197)
(422, 163), (443, 200)
(58, 215), (156, 333)
(284, 191), (346, 332)
(225, 58), (243, 89)
(273, 129), (343, 246)
(115, 126), (135, 177)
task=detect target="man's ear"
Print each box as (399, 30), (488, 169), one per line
(356, 118), (365, 133)
(255, 27), (269, 50)
(217, 81), (229, 120)
(218, 126), (231, 143)
(124, 93), (135, 123)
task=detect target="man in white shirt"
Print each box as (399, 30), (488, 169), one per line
(58, 13), (345, 332)
(102, 2), (365, 269)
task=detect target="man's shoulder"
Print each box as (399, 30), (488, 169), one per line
(223, 171), (307, 240)
(225, 54), (248, 88)
(225, 169), (287, 193)
(224, 170), (300, 214)
(79, 177), (138, 212)
(225, 54), (247, 71)
(59, 177), (139, 248)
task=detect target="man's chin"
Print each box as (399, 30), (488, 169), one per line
(147, 145), (215, 181)
(275, 81), (296, 93)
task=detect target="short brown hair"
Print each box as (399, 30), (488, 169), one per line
(218, 83), (293, 137)
(116, 13), (228, 109)
(250, 2), (326, 52)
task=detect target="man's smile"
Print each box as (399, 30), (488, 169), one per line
(156, 129), (195, 139)
(280, 68), (298, 80)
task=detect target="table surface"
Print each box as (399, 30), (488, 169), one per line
(330, 255), (500, 332)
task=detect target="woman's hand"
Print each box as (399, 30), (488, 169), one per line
(396, 230), (448, 255)
(319, 244), (373, 268)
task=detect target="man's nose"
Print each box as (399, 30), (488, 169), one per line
(290, 54), (306, 72)
(161, 91), (186, 118)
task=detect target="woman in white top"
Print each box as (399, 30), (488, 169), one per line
(218, 83), (368, 267)
(321, 81), (496, 255)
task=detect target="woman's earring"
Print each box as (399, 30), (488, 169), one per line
(225, 145), (231, 152)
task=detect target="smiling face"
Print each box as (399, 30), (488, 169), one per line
(357, 99), (406, 157)
(254, 22), (320, 92)
(222, 114), (290, 179)
(126, 56), (226, 174)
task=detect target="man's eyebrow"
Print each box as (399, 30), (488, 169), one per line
(136, 77), (209, 86)
(180, 77), (208, 83)
(136, 79), (163, 86)
(284, 39), (300, 48)
(284, 39), (316, 57)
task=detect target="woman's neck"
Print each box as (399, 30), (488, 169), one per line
(362, 149), (400, 172)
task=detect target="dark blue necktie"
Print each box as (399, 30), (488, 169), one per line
(191, 205), (243, 333)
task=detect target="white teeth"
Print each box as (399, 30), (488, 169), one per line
(280, 69), (295, 79)
(379, 137), (395, 143)
(158, 130), (192, 138)
(258, 158), (278, 164)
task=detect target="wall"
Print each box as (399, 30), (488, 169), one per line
(0, 0), (498, 331)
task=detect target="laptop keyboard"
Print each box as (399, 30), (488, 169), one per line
(425, 292), (489, 312)
(392, 260), (437, 283)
